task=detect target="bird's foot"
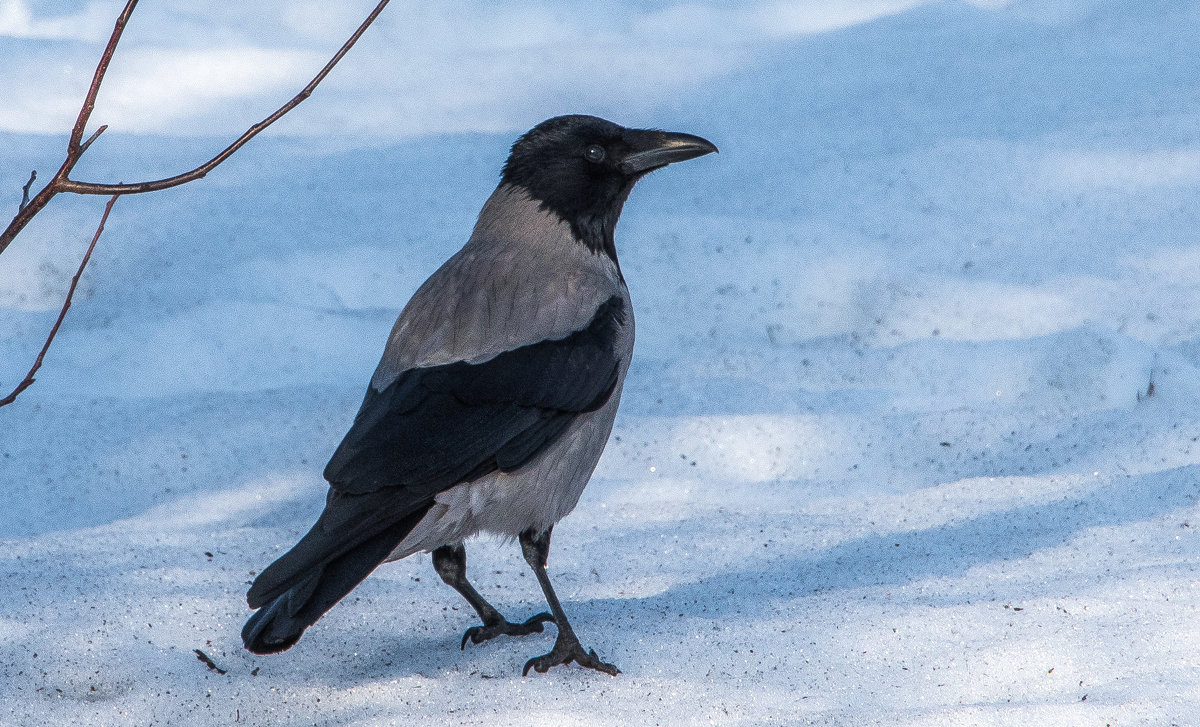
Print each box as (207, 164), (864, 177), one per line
(461, 612), (554, 649)
(522, 634), (620, 676)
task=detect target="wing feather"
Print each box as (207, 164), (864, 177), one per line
(324, 295), (626, 497)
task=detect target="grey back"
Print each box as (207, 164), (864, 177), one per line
(371, 184), (626, 390)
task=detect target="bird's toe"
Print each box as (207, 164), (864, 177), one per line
(521, 638), (619, 676)
(460, 611), (555, 649)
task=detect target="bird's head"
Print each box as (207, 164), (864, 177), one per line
(500, 115), (717, 258)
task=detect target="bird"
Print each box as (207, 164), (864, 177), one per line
(241, 114), (716, 676)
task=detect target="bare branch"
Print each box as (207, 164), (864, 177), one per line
(79, 125), (109, 155)
(0, 195), (119, 408)
(0, 0), (392, 255)
(19, 171), (37, 212)
(0, 1), (137, 256)
(2, 183), (54, 256)
(0, 1), (393, 402)
(58, 0), (393, 196)
(70, 0), (140, 153)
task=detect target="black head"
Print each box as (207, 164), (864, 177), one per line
(500, 115), (717, 260)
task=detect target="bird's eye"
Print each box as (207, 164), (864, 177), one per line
(584, 144), (607, 164)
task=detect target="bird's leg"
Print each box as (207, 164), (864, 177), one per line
(431, 543), (554, 649)
(518, 527), (620, 676)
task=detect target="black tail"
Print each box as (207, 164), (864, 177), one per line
(243, 500), (432, 654)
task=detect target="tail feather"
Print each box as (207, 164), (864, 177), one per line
(243, 502), (433, 654)
(242, 582), (312, 654)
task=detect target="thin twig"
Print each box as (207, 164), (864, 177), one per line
(70, 1), (139, 152)
(57, 0), (392, 196)
(79, 125), (109, 155)
(0, 0), (138, 256)
(19, 171), (36, 212)
(0, 0), (392, 255)
(193, 649), (228, 675)
(0, 195), (118, 408)
(0, 0), (393, 405)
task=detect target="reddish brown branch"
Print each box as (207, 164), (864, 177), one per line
(0, 0), (393, 406)
(0, 1), (136, 256)
(0, 0), (392, 255)
(70, 1), (139, 153)
(0, 195), (119, 408)
(58, 0), (391, 196)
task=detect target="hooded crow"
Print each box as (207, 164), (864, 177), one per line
(242, 114), (716, 676)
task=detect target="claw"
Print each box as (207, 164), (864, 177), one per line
(460, 611), (555, 650)
(522, 640), (620, 676)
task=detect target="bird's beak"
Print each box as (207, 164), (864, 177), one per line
(619, 130), (719, 175)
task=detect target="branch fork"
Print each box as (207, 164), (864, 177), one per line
(0, 0), (393, 406)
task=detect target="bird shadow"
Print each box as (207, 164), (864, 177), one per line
(275, 460), (1200, 685)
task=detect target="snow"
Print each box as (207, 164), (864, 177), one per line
(3, 0), (1200, 724)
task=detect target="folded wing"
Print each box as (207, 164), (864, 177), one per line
(247, 295), (626, 610)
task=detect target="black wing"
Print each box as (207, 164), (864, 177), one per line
(248, 295), (627, 610)
(323, 295), (627, 497)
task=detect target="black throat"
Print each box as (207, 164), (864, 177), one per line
(501, 180), (633, 265)
(501, 169), (634, 265)
(553, 186), (632, 264)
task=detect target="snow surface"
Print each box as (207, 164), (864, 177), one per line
(3, 0), (1200, 724)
